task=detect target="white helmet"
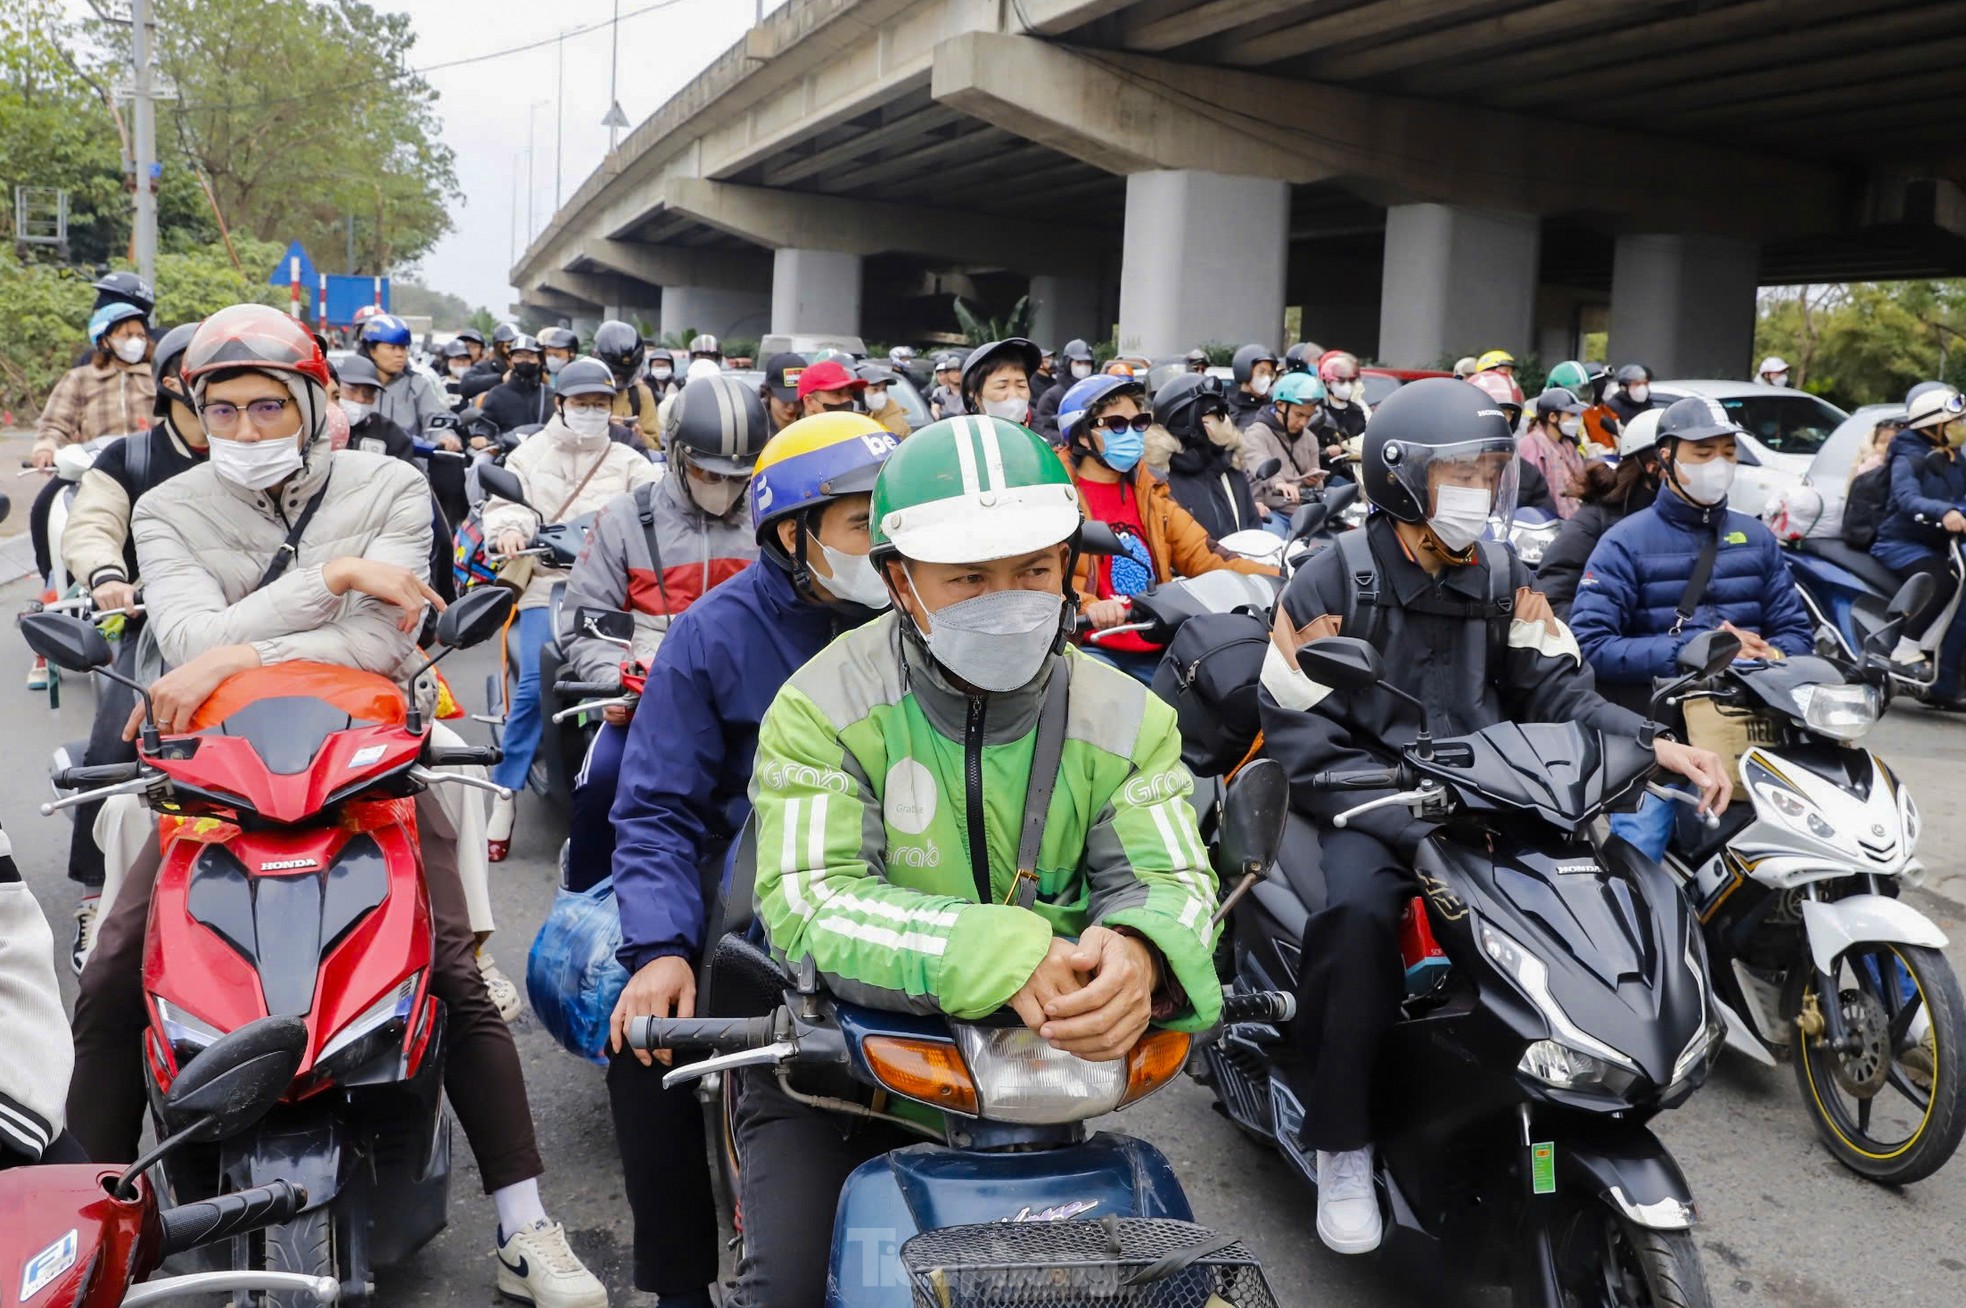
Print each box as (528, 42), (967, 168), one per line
(1617, 407), (1663, 458)
(1906, 384), (1964, 431)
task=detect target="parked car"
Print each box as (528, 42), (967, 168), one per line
(1361, 366), (1453, 408)
(1762, 403), (1903, 542)
(1646, 380), (1850, 518)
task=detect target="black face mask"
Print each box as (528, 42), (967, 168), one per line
(512, 361), (541, 382)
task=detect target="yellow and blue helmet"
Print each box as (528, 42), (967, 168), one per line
(751, 412), (902, 553)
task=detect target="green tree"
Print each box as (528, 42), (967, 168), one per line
(1754, 281), (1966, 409)
(390, 279), (478, 325)
(952, 295), (1032, 345)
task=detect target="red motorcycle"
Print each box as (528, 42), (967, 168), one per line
(0, 1016), (338, 1306)
(19, 587), (515, 1307)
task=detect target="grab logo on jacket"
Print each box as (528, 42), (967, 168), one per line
(885, 757), (939, 835)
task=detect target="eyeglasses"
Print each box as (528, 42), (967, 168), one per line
(1093, 414), (1153, 436)
(200, 397), (294, 431)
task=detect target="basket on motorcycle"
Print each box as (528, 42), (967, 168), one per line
(899, 1217), (1278, 1307)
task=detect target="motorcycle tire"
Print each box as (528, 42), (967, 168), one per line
(1787, 943), (1966, 1185)
(1554, 1201), (1713, 1308)
(261, 1208), (338, 1308)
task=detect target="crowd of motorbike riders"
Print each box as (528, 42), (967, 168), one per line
(2, 265), (1965, 1307)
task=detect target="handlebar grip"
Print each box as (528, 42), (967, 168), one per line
(554, 681), (624, 698)
(1309, 769), (1397, 790)
(427, 745), (502, 768)
(1220, 991), (1297, 1026)
(53, 762), (143, 789)
(626, 1014), (774, 1052)
(157, 1181), (308, 1257)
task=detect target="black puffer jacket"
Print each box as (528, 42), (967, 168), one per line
(1163, 431), (1262, 540)
(1535, 487), (1655, 620)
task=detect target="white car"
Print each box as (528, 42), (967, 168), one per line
(1646, 380), (1850, 518)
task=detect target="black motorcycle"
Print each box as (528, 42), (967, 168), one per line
(1198, 632), (1740, 1307)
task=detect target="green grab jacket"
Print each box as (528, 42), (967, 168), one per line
(749, 613), (1222, 1031)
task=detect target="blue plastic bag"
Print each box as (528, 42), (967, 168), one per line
(527, 875), (630, 1064)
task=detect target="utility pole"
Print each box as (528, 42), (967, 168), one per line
(509, 153), (519, 268)
(526, 102), (540, 243)
(555, 30), (566, 213)
(606, 0), (622, 153)
(129, 0), (159, 286)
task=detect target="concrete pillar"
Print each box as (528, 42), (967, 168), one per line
(1378, 204), (1540, 369)
(1118, 170), (1288, 358)
(1028, 274), (1102, 350)
(660, 286), (772, 343)
(770, 248), (863, 337)
(1608, 234), (1759, 378)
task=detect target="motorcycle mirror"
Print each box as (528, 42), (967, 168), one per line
(1076, 522), (1124, 557)
(578, 607), (636, 644)
(1676, 628), (1742, 677)
(437, 586), (516, 651)
(1321, 482), (1360, 519)
(476, 462), (531, 509)
(1888, 571), (1938, 622)
(17, 610), (113, 673)
(1254, 457), (1283, 483)
(162, 1015), (308, 1140)
(1288, 501), (1329, 542)
(1218, 758), (1289, 874)
(1295, 636), (1386, 692)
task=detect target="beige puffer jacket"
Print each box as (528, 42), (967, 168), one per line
(481, 417), (661, 610)
(132, 440), (432, 686)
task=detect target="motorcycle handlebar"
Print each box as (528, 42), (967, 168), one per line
(554, 680), (624, 698)
(1309, 768), (1399, 790)
(426, 745), (503, 768)
(1219, 990), (1297, 1026)
(626, 1014), (774, 1053)
(53, 761), (143, 789)
(157, 1181), (309, 1258)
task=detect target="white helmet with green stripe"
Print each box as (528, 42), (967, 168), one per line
(870, 415), (1082, 563)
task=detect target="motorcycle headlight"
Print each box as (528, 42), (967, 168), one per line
(1519, 1039), (1611, 1088)
(1670, 1015), (1727, 1093)
(1790, 683), (1877, 742)
(1753, 779), (1836, 842)
(154, 995), (224, 1062)
(1479, 919), (1639, 1076)
(316, 972), (420, 1082)
(862, 1027), (1191, 1125)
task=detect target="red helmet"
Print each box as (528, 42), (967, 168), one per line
(1468, 368), (1524, 407)
(181, 303), (333, 392)
(1317, 350), (1360, 383)
(352, 303), (383, 324)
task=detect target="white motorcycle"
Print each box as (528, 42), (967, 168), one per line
(1659, 581), (1965, 1183)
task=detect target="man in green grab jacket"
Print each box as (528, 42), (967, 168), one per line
(730, 415), (1222, 1307)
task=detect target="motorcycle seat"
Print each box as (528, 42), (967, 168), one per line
(1798, 537), (1907, 597)
(1274, 812), (1328, 916)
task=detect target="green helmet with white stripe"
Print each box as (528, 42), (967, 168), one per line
(870, 415), (1082, 563)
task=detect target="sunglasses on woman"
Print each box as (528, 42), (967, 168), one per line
(1093, 413), (1153, 435)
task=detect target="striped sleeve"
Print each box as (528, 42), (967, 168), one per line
(750, 685), (1052, 1020)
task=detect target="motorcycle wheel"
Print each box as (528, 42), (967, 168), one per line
(1554, 1201), (1712, 1308)
(1786, 943), (1966, 1185)
(261, 1208), (337, 1308)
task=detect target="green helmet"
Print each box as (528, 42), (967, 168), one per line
(871, 415), (1081, 564)
(1545, 360), (1591, 394)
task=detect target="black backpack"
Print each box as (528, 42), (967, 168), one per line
(1152, 611), (1274, 776)
(1842, 463), (1892, 551)
(1334, 528), (1515, 675)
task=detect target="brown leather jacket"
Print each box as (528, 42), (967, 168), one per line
(1070, 467), (1277, 607)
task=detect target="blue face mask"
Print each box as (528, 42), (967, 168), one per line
(1099, 426), (1145, 474)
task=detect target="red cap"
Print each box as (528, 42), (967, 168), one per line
(796, 359), (867, 400)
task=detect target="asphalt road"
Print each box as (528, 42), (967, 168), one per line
(7, 566), (1966, 1306)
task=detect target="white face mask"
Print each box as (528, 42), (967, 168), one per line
(1673, 455), (1736, 506)
(1627, 384), (1650, 404)
(209, 433), (304, 491)
(650, 366), (673, 382)
(1558, 416), (1582, 439)
(1767, 372), (1789, 388)
(559, 407), (610, 444)
(112, 336), (148, 364)
(339, 400), (372, 425)
(686, 469), (749, 518)
(982, 396), (1029, 425)
(1249, 374), (1273, 398)
(1328, 380), (1355, 404)
(1070, 361), (1092, 380)
(907, 567), (1061, 693)
(864, 387), (887, 408)
(546, 356), (567, 376)
(1428, 483), (1492, 553)
(448, 363), (470, 379)
(811, 534), (890, 610)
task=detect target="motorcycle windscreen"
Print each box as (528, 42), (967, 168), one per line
(1411, 722), (1655, 827)
(187, 836), (391, 1016)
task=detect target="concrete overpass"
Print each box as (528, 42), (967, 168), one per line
(511, 0), (1966, 375)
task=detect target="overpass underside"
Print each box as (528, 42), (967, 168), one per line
(513, 0), (1966, 374)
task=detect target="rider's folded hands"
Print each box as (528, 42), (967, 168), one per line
(125, 643), (259, 739)
(1033, 925), (1159, 1063)
(1009, 938), (1089, 1039)
(324, 557), (447, 633)
(611, 955), (696, 1067)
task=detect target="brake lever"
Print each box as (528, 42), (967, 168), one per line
(1646, 781), (1721, 829)
(1331, 785), (1437, 829)
(408, 765), (512, 801)
(660, 1040), (799, 1091)
(39, 773), (156, 817)
(550, 696), (635, 724)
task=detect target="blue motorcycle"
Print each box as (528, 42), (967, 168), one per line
(628, 775), (1292, 1307)
(1781, 530), (1963, 706)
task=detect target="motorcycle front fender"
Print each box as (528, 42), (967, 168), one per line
(1801, 893), (1948, 975)
(222, 1118), (349, 1213)
(1554, 1126), (1697, 1231)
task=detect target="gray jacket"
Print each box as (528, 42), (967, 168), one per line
(378, 367), (450, 438)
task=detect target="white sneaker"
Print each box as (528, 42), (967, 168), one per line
(72, 895), (100, 976)
(1315, 1147), (1382, 1254)
(493, 1220), (607, 1308)
(480, 950), (524, 1023)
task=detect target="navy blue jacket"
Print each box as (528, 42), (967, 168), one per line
(1872, 431), (1966, 566)
(1570, 483), (1813, 687)
(609, 558), (848, 972)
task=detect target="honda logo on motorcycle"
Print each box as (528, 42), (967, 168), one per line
(260, 857), (319, 871)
